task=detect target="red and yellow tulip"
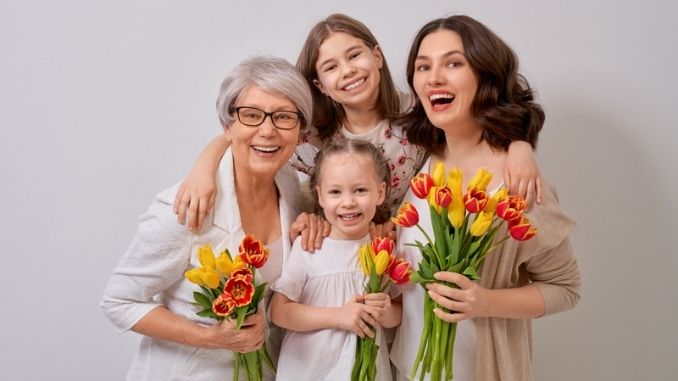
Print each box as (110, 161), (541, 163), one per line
(392, 202), (419, 227)
(509, 216), (537, 241)
(410, 173), (434, 199)
(238, 234), (269, 269)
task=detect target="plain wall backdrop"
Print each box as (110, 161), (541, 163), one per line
(1, 0), (676, 379)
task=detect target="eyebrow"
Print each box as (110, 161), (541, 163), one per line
(415, 49), (465, 61)
(317, 44), (364, 68)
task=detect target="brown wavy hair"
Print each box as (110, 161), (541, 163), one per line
(310, 139), (392, 224)
(398, 15), (544, 156)
(296, 13), (400, 142)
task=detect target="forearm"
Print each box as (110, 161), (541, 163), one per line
(484, 284), (545, 319)
(193, 135), (231, 173)
(131, 306), (216, 349)
(270, 293), (338, 332)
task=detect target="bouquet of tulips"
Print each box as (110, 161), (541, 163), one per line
(392, 163), (537, 381)
(184, 235), (274, 381)
(352, 237), (412, 381)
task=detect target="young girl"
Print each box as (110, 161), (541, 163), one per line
(390, 16), (581, 381)
(172, 14), (542, 239)
(269, 139), (399, 381)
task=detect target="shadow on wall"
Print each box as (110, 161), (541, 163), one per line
(533, 100), (676, 380)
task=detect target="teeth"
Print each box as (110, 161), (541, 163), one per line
(429, 93), (454, 101)
(253, 146), (279, 153)
(343, 78), (365, 91)
(340, 213), (359, 220)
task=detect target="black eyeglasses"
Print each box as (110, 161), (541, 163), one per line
(230, 106), (303, 130)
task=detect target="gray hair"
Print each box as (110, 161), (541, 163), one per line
(216, 56), (313, 130)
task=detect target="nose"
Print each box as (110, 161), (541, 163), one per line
(340, 192), (357, 207)
(341, 61), (357, 78)
(427, 64), (445, 86)
(257, 115), (277, 137)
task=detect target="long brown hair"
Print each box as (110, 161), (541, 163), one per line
(310, 139), (392, 224)
(399, 15), (544, 155)
(296, 14), (400, 142)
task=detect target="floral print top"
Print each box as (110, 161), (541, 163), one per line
(289, 119), (428, 213)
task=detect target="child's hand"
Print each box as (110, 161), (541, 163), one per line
(362, 292), (392, 324)
(208, 308), (265, 352)
(334, 296), (378, 338)
(505, 140), (542, 206)
(368, 221), (396, 242)
(173, 175), (217, 232)
(290, 212), (331, 252)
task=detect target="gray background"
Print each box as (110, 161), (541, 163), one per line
(1, 0), (676, 379)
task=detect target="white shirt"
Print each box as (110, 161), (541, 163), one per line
(101, 149), (300, 380)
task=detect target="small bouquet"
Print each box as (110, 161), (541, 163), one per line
(392, 163), (537, 381)
(352, 237), (412, 381)
(184, 235), (275, 381)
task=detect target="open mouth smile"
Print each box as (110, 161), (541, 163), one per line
(429, 93), (455, 110)
(342, 78), (366, 92)
(252, 145), (281, 153)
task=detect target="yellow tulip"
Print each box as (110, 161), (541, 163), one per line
(359, 244), (373, 276)
(431, 161), (446, 187)
(200, 266), (221, 289)
(468, 168), (492, 191)
(374, 250), (390, 275)
(485, 187), (508, 215)
(184, 268), (204, 286)
(427, 186), (441, 213)
(447, 168), (465, 228)
(198, 244), (216, 269)
(470, 211), (493, 236)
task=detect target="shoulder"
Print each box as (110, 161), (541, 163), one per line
(276, 164), (301, 215)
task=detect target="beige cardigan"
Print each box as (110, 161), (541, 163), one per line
(474, 182), (581, 380)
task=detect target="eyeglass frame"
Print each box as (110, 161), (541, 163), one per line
(229, 106), (304, 130)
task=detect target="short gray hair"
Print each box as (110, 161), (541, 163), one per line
(216, 56), (313, 130)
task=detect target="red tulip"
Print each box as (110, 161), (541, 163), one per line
(388, 258), (412, 285)
(435, 186), (453, 209)
(212, 292), (236, 317)
(229, 267), (253, 284)
(238, 235), (269, 268)
(410, 173), (434, 199)
(224, 276), (255, 307)
(496, 195), (527, 221)
(391, 202), (419, 227)
(509, 216), (537, 241)
(463, 189), (488, 213)
(372, 237), (395, 256)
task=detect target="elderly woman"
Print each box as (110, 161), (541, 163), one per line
(101, 56), (312, 380)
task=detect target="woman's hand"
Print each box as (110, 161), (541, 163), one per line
(289, 212), (331, 252)
(208, 309), (265, 352)
(505, 140), (542, 206)
(425, 272), (491, 323)
(334, 296), (379, 338)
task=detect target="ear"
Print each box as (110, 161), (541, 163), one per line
(372, 45), (384, 70)
(316, 185), (325, 209)
(312, 78), (327, 95)
(376, 181), (386, 205)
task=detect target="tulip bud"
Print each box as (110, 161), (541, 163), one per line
(435, 186), (453, 209)
(198, 244), (217, 269)
(391, 202), (419, 227)
(469, 211), (493, 236)
(409, 173), (434, 199)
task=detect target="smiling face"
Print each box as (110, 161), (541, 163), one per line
(412, 29), (479, 132)
(313, 32), (384, 112)
(316, 152), (386, 240)
(227, 85), (300, 180)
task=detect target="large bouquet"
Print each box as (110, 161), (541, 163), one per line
(184, 235), (275, 381)
(352, 237), (412, 381)
(392, 163), (537, 381)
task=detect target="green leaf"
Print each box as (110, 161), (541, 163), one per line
(462, 266), (480, 280)
(251, 283), (267, 306)
(193, 291), (213, 309)
(235, 307), (248, 329)
(197, 308), (218, 319)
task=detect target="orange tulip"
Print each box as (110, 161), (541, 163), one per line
(230, 267), (254, 284)
(212, 292), (236, 317)
(496, 195), (527, 221)
(509, 216), (537, 241)
(238, 235), (269, 269)
(392, 202), (419, 227)
(410, 173), (434, 199)
(224, 276), (255, 307)
(463, 189), (488, 213)
(388, 258), (412, 285)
